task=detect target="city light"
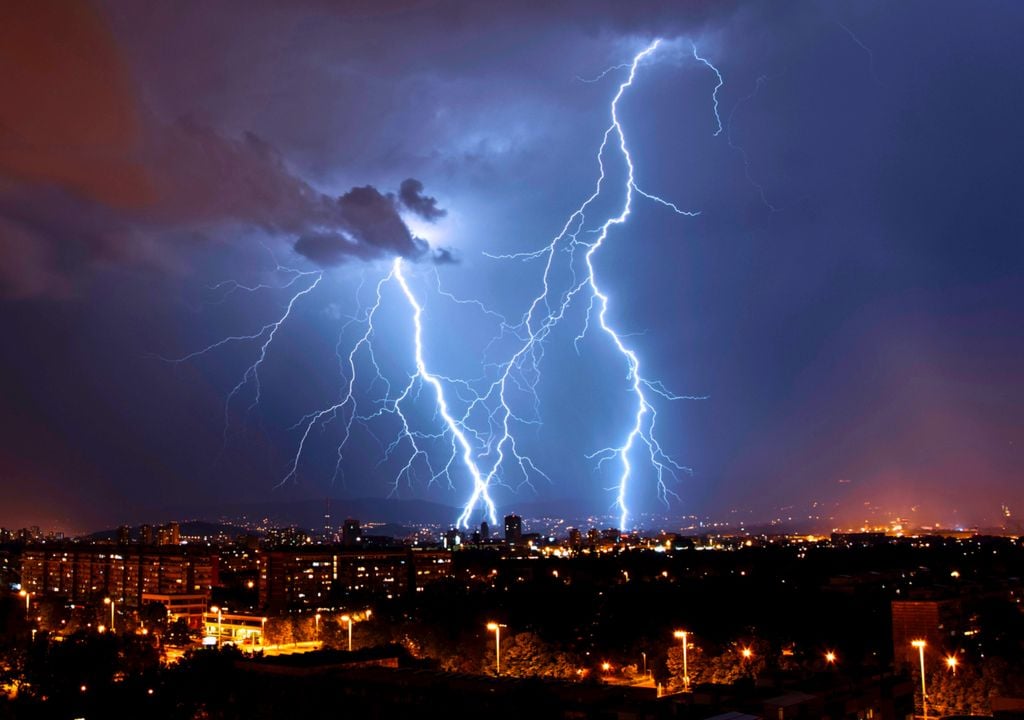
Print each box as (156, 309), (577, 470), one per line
(946, 655), (958, 674)
(825, 651), (837, 664)
(741, 647), (753, 659)
(104, 596), (115, 631)
(211, 606), (223, 648)
(341, 614), (352, 652)
(673, 630), (691, 691)
(911, 640), (928, 719)
(486, 622), (505, 675)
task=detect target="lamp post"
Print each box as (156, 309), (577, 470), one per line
(912, 639), (928, 719)
(315, 613), (321, 645)
(104, 597), (115, 632)
(19, 590), (30, 613)
(641, 651), (647, 677)
(211, 606), (223, 648)
(341, 614), (352, 651)
(487, 622), (505, 675)
(673, 630), (690, 691)
(261, 617), (267, 648)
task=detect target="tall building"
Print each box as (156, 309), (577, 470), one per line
(342, 518), (362, 547)
(568, 528), (581, 548)
(117, 525), (131, 545)
(891, 599), (961, 667)
(140, 524), (154, 546)
(479, 521), (490, 541)
(155, 522), (181, 546)
(504, 514), (522, 545)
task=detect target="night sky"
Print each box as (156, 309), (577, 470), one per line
(2, 1), (1022, 532)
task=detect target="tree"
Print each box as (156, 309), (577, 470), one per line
(263, 616), (294, 646)
(487, 632), (580, 680)
(164, 617), (195, 646)
(667, 640), (768, 691)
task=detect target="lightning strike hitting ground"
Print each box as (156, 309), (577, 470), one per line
(484, 39), (711, 529)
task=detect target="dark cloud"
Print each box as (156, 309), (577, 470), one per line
(399, 178), (447, 221)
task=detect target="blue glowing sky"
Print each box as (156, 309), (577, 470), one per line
(1, 1), (1023, 531)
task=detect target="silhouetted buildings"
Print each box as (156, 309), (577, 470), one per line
(343, 518), (362, 547)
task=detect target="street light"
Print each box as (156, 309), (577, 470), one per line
(741, 646), (753, 659)
(341, 614), (352, 651)
(946, 654), (958, 675)
(486, 622), (505, 675)
(261, 617), (267, 648)
(911, 639), (928, 719)
(104, 597), (115, 632)
(673, 630), (690, 691)
(19, 590), (30, 612)
(825, 651), (837, 665)
(211, 606), (223, 648)
(315, 613), (321, 644)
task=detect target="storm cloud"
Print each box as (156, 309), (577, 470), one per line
(0, 0), (1022, 532)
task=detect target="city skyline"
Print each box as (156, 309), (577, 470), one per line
(2, 1), (1023, 533)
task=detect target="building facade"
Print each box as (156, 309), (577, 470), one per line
(20, 545), (218, 606)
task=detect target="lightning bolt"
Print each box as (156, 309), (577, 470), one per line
(279, 259), (504, 525)
(692, 43), (724, 137)
(393, 258), (498, 523)
(726, 75), (779, 212)
(154, 262), (323, 450)
(483, 38), (709, 530)
(835, 20), (883, 85)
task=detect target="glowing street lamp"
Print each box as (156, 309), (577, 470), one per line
(673, 630), (690, 691)
(341, 614), (352, 651)
(104, 597), (115, 631)
(945, 654), (958, 675)
(261, 617), (267, 647)
(825, 651), (837, 665)
(211, 606), (223, 648)
(486, 622), (505, 675)
(315, 613), (321, 644)
(911, 639), (928, 719)
(19, 590), (30, 612)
